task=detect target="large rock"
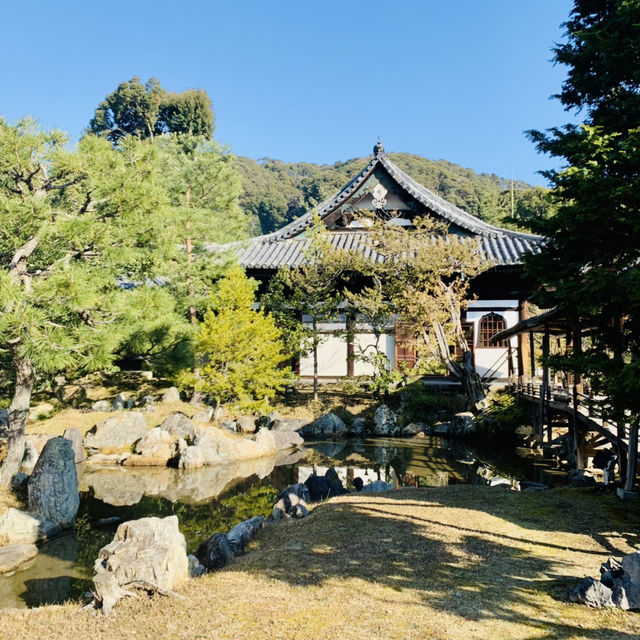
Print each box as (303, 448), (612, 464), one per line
(28, 437), (79, 527)
(272, 483), (312, 520)
(304, 474), (347, 501)
(401, 422), (429, 436)
(349, 417), (367, 436)
(112, 393), (127, 411)
(195, 533), (233, 571)
(236, 415), (257, 434)
(84, 413), (147, 453)
(276, 483), (311, 505)
(254, 427), (303, 452)
(226, 516), (265, 555)
(373, 405), (398, 436)
(622, 551), (640, 585)
(0, 508), (62, 546)
(361, 480), (394, 493)
(63, 427), (85, 463)
(433, 422), (453, 436)
(94, 515), (188, 596)
(194, 427), (262, 463)
(270, 417), (307, 432)
(159, 412), (195, 439)
(0, 543), (39, 574)
(300, 412), (347, 438)
(134, 427), (173, 453)
(20, 438), (40, 474)
(91, 400), (112, 412)
(178, 445), (205, 469)
(453, 411), (477, 435)
(191, 407), (213, 423)
(570, 577), (614, 608)
(161, 387), (181, 403)
(28, 402), (55, 421)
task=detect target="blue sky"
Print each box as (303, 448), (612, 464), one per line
(1, 1), (575, 185)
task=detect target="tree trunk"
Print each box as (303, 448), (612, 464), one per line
(0, 351), (34, 488)
(185, 188), (204, 407)
(313, 317), (319, 402)
(430, 320), (487, 409)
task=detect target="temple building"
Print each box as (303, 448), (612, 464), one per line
(224, 141), (542, 382)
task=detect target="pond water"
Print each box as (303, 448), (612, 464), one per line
(0, 436), (551, 610)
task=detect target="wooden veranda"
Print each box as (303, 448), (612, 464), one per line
(490, 309), (638, 494)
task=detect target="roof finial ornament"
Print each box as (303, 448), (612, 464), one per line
(373, 139), (384, 157)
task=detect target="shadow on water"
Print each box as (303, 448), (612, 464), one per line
(1, 436), (559, 610)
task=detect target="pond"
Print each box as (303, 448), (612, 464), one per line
(0, 436), (552, 610)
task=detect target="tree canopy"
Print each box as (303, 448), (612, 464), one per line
(526, 0), (640, 488)
(88, 77), (215, 144)
(0, 119), (245, 485)
(184, 266), (291, 411)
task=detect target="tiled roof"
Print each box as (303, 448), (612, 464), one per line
(212, 144), (544, 271)
(225, 231), (540, 271)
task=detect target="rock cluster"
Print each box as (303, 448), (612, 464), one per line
(295, 406), (478, 440)
(571, 552), (640, 610)
(80, 411), (303, 468)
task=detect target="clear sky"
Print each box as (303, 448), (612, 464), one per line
(0, 0), (576, 185)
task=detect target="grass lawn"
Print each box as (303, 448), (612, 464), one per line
(1, 485), (639, 639)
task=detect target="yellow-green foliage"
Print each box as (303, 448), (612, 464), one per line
(187, 266), (291, 411)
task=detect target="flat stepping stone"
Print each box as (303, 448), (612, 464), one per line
(0, 543), (38, 574)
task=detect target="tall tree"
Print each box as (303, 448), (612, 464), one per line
(88, 77), (214, 144)
(527, 0), (640, 489)
(0, 121), (187, 486)
(343, 215), (490, 407)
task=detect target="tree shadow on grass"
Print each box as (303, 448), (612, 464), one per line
(242, 486), (640, 639)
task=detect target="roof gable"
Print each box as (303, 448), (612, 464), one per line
(211, 141), (544, 271)
(261, 141), (540, 243)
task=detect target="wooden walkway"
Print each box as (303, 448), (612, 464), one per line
(509, 381), (627, 454)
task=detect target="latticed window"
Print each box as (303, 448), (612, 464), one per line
(478, 313), (508, 348)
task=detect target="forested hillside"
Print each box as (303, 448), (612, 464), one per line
(235, 153), (551, 236)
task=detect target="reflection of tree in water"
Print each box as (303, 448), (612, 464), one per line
(303, 437), (540, 489)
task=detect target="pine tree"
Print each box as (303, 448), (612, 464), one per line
(184, 267), (291, 411)
(0, 122), (185, 485)
(527, 0), (640, 489)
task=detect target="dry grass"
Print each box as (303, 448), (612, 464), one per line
(0, 486), (25, 512)
(1, 486), (639, 639)
(26, 401), (199, 437)
(272, 383), (378, 422)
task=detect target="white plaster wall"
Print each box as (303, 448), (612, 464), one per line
(299, 335), (348, 377)
(466, 300), (519, 379)
(352, 333), (395, 376)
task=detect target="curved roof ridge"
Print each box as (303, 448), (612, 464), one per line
(378, 153), (543, 241)
(246, 155), (380, 244)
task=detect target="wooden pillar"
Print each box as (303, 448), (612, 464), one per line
(517, 301), (528, 382)
(571, 324), (584, 469)
(529, 331), (536, 383)
(507, 344), (514, 381)
(539, 325), (550, 443)
(624, 422), (639, 492)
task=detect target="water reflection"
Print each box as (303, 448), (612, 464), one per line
(1, 437), (541, 610)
